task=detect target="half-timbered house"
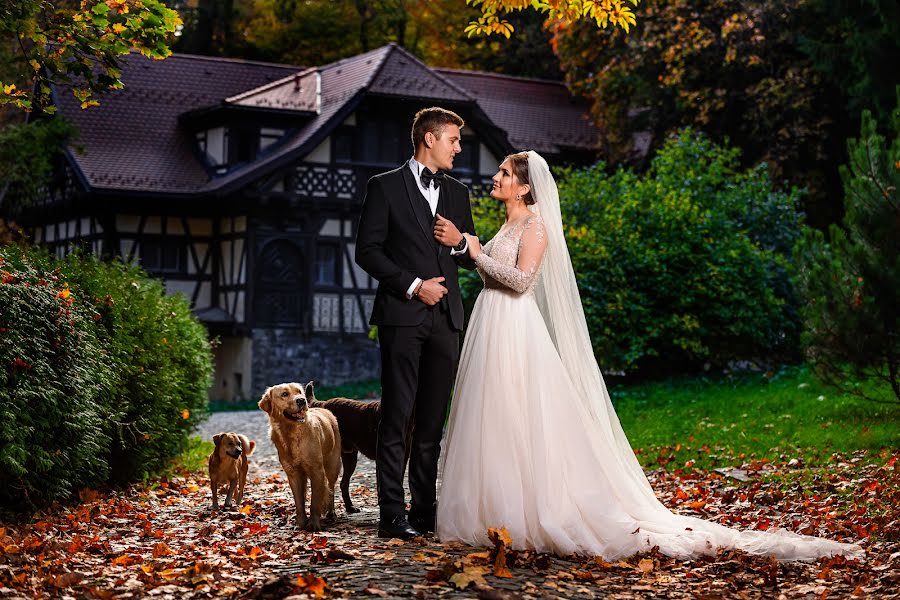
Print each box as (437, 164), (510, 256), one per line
(23, 43), (599, 401)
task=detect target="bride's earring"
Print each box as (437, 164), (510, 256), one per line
(516, 193), (522, 202)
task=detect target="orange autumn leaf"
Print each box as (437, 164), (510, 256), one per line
(78, 488), (101, 502)
(676, 488), (689, 501)
(487, 527), (512, 547)
(152, 542), (173, 558)
(112, 554), (142, 566)
(239, 505), (253, 514)
(637, 558), (655, 575)
(295, 573), (328, 597)
(180, 409), (190, 420)
(688, 501), (706, 510)
(249, 546), (262, 559)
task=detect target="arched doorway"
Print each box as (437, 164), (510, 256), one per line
(253, 240), (306, 327)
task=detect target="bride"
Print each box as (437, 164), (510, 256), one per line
(434, 150), (864, 561)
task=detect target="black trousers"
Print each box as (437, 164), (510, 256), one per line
(376, 305), (459, 520)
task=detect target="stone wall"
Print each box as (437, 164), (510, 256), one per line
(250, 329), (380, 395)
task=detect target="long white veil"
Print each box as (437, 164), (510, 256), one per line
(524, 150), (863, 560)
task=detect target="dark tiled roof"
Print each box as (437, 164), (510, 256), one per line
(55, 44), (597, 196)
(199, 44), (478, 195)
(436, 68), (599, 155)
(56, 53), (302, 194)
(225, 68), (319, 112)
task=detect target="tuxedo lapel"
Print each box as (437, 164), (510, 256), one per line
(401, 167), (433, 244)
(435, 185), (448, 257)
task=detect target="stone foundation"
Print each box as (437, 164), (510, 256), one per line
(250, 329), (380, 396)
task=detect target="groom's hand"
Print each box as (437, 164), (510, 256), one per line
(417, 276), (448, 306)
(434, 213), (463, 247)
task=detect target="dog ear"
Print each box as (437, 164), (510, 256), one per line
(258, 387), (273, 414)
(213, 433), (224, 446)
(305, 381), (316, 402)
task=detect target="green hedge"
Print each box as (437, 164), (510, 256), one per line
(464, 129), (804, 375)
(0, 245), (213, 512)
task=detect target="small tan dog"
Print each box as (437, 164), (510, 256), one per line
(208, 432), (256, 510)
(259, 382), (342, 531)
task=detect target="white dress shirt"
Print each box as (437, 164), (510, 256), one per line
(406, 158), (468, 299)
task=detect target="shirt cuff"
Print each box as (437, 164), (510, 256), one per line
(449, 238), (468, 256)
(406, 277), (422, 300)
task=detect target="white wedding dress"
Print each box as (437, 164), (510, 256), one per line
(436, 152), (864, 561)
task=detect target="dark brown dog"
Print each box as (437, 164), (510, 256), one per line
(208, 432), (256, 510)
(306, 383), (380, 514)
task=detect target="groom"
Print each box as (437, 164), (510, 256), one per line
(355, 107), (477, 539)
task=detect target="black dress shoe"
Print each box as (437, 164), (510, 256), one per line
(377, 515), (421, 539)
(408, 513), (436, 534)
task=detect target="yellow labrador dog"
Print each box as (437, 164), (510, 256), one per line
(259, 382), (342, 531)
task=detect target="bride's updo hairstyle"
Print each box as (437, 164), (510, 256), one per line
(506, 152), (535, 205)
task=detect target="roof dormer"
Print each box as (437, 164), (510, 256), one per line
(181, 70), (321, 175)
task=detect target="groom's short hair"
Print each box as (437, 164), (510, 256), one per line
(411, 107), (465, 151)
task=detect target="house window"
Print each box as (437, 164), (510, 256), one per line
(260, 127), (285, 152)
(197, 127), (228, 167)
(315, 243), (339, 286)
(140, 240), (186, 273)
(333, 129), (353, 163)
(359, 119), (405, 165)
(454, 138), (479, 174)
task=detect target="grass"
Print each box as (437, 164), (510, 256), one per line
(201, 366), (897, 471)
(207, 379), (381, 412)
(158, 436), (214, 480)
(610, 365), (899, 470)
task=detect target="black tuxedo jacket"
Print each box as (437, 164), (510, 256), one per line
(355, 164), (477, 331)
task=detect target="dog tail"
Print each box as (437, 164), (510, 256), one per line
(247, 440), (257, 457)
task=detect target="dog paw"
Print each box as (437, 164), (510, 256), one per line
(345, 506), (361, 514)
(305, 521), (323, 532)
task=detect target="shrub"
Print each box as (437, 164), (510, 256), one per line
(560, 130), (804, 374)
(463, 130), (804, 375)
(0, 249), (113, 510)
(0, 245), (213, 512)
(57, 254), (213, 482)
(794, 91), (900, 403)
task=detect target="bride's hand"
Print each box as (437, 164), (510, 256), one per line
(464, 233), (482, 258)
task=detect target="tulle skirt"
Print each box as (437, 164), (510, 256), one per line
(436, 288), (864, 561)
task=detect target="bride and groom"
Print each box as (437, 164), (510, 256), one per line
(354, 107), (863, 560)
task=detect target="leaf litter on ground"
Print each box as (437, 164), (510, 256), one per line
(0, 449), (897, 598)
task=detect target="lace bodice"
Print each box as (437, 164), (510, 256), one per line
(475, 215), (547, 294)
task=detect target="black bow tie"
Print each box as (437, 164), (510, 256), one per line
(420, 167), (444, 189)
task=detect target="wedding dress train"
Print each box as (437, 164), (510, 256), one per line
(436, 152), (863, 562)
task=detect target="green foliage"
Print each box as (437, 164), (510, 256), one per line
(0, 0), (181, 112)
(0, 249), (113, 510)
(0, 245), (213, 512)
(560, 130), (804, 374)
(794, 91), (900, 403)
(800, 0), (900, 129)
(0, 117), (76, 212)
(462, 131), (803, 374)
(551, 0), (892, 227)
(612, 365), (899, 471)
(460, 192), (505, 323)
(59, 253), (214, 482)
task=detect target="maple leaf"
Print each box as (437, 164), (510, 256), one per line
(112, 554), (142, 566)
(637, 558), (655, 575)
(295, 573), (328, 597)
(449, 565), (489, 589)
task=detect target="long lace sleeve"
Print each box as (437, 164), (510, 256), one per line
(475, 216), (547, 293)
